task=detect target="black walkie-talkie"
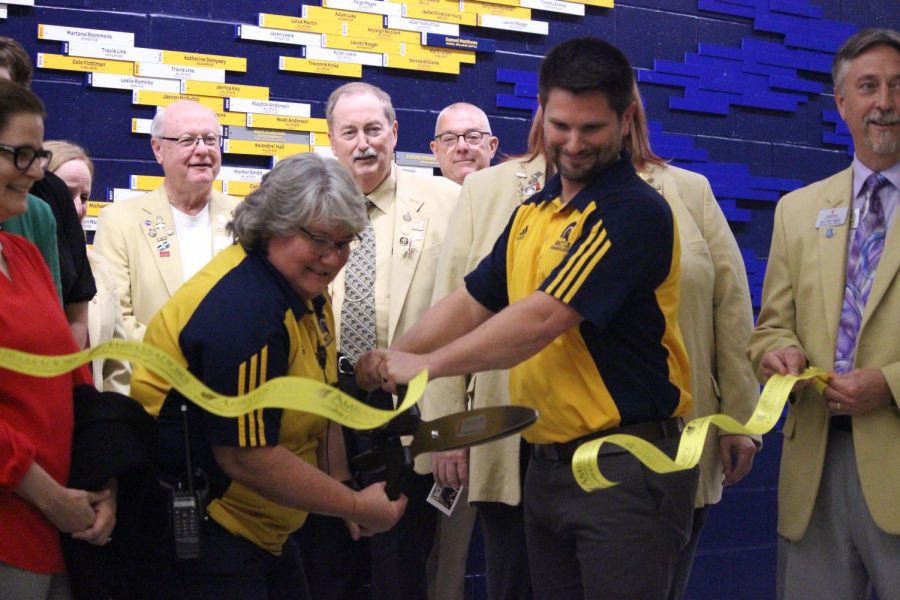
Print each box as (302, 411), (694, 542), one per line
(170, 403), (203, 560)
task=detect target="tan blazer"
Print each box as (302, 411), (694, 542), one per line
(649, 163), (760, 507)
(420, 157), (546, 504)
(86, 249), (131, 395)
(422, 157), (759, 507)
(93, 187), (240, 341)
(748, 167), (900, 540)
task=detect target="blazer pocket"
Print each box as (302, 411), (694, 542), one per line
(684, 238), (711, 255)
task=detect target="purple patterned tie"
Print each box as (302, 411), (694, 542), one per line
(834, 173), (890, 374)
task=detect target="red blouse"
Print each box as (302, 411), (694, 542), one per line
(0, 232), (90, 574)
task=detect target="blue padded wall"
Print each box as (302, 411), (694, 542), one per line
(3, 2), (898, 598)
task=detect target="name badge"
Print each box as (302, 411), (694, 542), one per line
(815, 207), (848, 229)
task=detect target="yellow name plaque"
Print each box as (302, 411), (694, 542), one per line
(383, 52), (459, 74)
(181, 81), (269, 101)
(223, 139), (312, 158)
(279, 56), (363, 78)
(36, 53), (133, 75)
(259, 13), (347, 36)
(221, 180), (261, 197)
(161, 50), (247, 72)
(132, 91), (224, 111)
(246, 114), (330, 133)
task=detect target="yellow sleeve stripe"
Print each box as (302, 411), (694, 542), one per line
(257, 345), (268, 446)
(246, 353), (259, 446)
(255, 409), (267, 446)
(546, 219), (610, 303)
(234, 345), (271, 447)
(563, 236), (611, 304)
(259, 345), (268, 383)
(237, 361), (247, 446)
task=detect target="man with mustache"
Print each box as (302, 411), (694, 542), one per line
(94, 100), (239, 341)
(749, 28), (900, 599)
(296, 82), (459, 600)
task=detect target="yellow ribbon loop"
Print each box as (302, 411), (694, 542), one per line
(0, 340), (426, 430)
(572, 367), (829, 491)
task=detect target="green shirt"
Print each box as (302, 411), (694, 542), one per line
(1, 194), (63, 303)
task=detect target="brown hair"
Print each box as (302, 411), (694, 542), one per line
(0, 36), (33, 86)
(507, 81), (664, 173)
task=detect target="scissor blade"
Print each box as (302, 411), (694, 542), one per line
(410, 406), (537, 455)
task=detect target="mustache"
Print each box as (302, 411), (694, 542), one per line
(866, 110), (899, 126)
(353, 149), (377, 161)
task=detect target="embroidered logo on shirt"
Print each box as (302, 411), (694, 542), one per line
(516, 225), (529, 240)
(551, 222), (577, 252)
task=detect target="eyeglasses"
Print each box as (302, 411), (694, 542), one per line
(434, 131), (492, 147)
(299, 226), (360, 256)
(0, 142), (53, 172)
(157, 134), (220, 149)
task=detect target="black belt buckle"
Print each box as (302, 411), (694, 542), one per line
(337, 354), (363, 399)
(338, 354), (355, 376)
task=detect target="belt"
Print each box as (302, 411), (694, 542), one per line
(531, 417), (683, 463)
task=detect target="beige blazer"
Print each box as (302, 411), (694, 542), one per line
(422, 157), (759, 507)
(748, 167), (900, 540)
(86, 249), (131, 395)
(93, 187), (240, 341)
(420, 157), (546, 504)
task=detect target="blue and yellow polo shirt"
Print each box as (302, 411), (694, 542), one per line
(465, 155), (692, 444)
(130, 243), (338, 554)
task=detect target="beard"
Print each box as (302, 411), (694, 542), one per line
(864, 109), (900, 155)
(549, 144), (621, 184)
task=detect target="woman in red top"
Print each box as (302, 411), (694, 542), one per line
(0, 80), (115, 598)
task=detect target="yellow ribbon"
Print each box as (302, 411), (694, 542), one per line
(572, 367), (829, 491)
(0, 339), (426, 430)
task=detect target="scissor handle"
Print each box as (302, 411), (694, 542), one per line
(350, 384), (417, 500)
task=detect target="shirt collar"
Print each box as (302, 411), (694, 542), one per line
(366, 164), (397, 214)
(852, 156), (900, 198)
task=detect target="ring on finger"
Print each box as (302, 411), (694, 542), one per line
(835, 402), (841, 411)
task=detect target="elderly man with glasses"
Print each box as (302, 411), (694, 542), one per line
(429, 103), (498, 185)
(94, 100), (240, 341)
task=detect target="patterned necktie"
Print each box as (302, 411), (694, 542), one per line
(834, 173), (890, 374)
(340, 204), (377, 364)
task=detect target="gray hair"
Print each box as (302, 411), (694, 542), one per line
(833, 28), (900, 92)
(434, 102), (492, 136)
(325, 82), (396, 128)
(150, 107), (166, 138)
(229, 153), (367, 250)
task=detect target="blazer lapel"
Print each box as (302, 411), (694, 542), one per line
(209, 193), (235, 253)
(139, 190), (183, 297)
(860, 189), (900, 334)
(388, 192), (426, 345)
(817, 168), (853, 351)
